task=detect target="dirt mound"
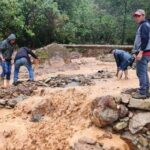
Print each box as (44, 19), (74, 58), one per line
(6, 89), (90, 150)
(37, 43), (71, 64)
(7, 89), (128, 150)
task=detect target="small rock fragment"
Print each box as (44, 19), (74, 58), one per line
(113, 121), (128, 131)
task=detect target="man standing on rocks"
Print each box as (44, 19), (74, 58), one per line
(0, 34), (17, 88)
(132, 9), (150, 99)
(13, 47), (39, 86)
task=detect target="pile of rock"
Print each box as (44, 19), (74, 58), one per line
(90, 91), (150, 150)
(0, 82), (37, 109)
(36, 71), (113, 88)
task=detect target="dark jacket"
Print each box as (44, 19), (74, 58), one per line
(15, 47), (38, 63)
(0, 34), (16, 60)
(132, 19), (150, 54)
(114, 49), (134, 70)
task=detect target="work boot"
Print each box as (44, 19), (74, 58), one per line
(13, 81), (18, 86)
(27, 79), (35, 82)
(132, 93), (147, 99)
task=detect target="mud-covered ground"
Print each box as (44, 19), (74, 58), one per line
(0, 57), (139, 150)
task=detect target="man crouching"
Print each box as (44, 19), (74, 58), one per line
(13, 47), (39, 85)
(112, 49), (135, 80)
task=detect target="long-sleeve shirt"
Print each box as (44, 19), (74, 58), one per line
(15, 47), (38, 63)
(133, 20), (150, 54)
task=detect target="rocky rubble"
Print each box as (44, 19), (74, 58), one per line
(16, 70), (113, 88)
(0, 82), (37, 109)
(90, 89), (150, 150)
(36, 70), (113, 88)
(0, 70), (113, 109)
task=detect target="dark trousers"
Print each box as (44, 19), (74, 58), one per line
(136, 56), (150, 95)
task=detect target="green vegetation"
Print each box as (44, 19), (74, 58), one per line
(0, 0), (150, 47)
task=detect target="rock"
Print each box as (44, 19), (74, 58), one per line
(0, 105), (5, 108)
(129, 112), (150, 134)
(72, 137), (103, 150)
(120, 117), (129, 122)
(118, 104), (129, 118)
(128, 112), (134, 118)
(7, 99), (18, 108)
(121, 132), (138, 149)
(78, 137), (97, 145)
(73, 142), (103, 150)
(31, 113), (43, 122)
(5, 106), (13, 109)
(128, 98), (150, 111)
(0, 99), (7, 105)
(32, 98), (54, 116)
(138, 135), (149, 147)
(113, 121), (128, 131)
(121, 94), (130, 104)
(91, 96), (119, 127)
(121, 88), (138, 95)
(44, 77), (52, 83)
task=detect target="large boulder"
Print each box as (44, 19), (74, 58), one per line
(90, 96), (128, 127)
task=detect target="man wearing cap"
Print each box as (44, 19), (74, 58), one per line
(132, 9), (150, 99)
(0, 34), (17, 88)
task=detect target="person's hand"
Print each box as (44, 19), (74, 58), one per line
(136, 51), (143, 61)
(1, 58), (5, 62)
(33, 59), (40, 66)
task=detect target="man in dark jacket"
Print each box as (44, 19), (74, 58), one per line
(0, 34), (16, 87)
(13, 47), (39, 85)
(132, 9), (150, 99)
(112, 49), (135, 80)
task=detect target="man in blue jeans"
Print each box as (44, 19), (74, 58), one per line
(132, 9), (150, 99)
(13, 47), (39, 86)
(112, 49), (135, 80)
(0, 34), (16, 88)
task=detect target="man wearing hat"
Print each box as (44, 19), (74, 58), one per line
(132, 9), (150, 99)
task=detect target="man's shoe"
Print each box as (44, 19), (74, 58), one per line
(13, 81), (18, 86)
(132, 93), (147, 99)
(27, 79), (35, 82)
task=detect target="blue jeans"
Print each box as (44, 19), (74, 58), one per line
(136, 56), (150, 95)
(1, 60), (11, 80)
(14, 58), (34, 82)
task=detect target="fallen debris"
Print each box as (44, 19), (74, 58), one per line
(90, 93), (150, 150)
